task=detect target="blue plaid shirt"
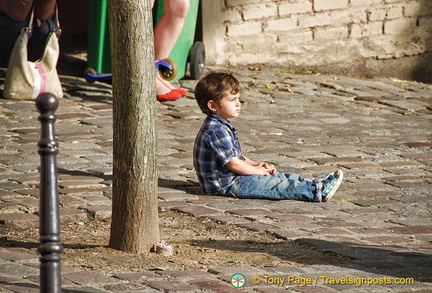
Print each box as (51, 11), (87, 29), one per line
(193, 113), (244, 194)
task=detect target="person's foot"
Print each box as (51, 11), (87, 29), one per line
(155, 73), (187, 101)
(157, 89), (182, 101)
(320, 169), (343, 202)
(173, 88), (188, 96)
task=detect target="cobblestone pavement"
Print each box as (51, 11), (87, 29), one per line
(0, 66), (431, 292)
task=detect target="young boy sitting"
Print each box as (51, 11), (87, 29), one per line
(193, 70), (343, 202)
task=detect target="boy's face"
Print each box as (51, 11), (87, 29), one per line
(208, 90), (241, 120)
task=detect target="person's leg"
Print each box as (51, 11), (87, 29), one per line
(0, 15), (26, 67)
(153, 0), (189, 98)
(226, 172), (319, 202)
(153, 0), (190, 59)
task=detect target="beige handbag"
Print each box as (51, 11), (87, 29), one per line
(3, 6), (63, 100)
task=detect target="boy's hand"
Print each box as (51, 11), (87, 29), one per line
(254, 164), (271, 176)
(258, 162), (277, 176)
(227, 157), (277, 176)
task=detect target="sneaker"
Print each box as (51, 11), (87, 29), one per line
(320, 169), (343, 202)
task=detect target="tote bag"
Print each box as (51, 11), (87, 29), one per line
(3, 6), (63, 100)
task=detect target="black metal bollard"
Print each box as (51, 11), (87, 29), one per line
(36, 93), (62, 293)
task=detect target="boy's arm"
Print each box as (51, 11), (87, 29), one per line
(243, 156), (262, 166)
(244, 156), (276, 174)
(226, 157), (276, 176)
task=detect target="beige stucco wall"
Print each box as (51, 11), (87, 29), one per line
(201, 0), (432, 82)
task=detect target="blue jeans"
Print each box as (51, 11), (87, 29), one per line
(224, 172), (321, 202)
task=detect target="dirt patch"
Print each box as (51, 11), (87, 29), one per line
(0, 210), (351, 277)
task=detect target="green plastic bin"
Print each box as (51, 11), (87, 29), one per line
(88, 0), (110, 74)
(87, 0), (204, 81)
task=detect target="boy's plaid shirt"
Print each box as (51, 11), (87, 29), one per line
(193, 113), (244, 194)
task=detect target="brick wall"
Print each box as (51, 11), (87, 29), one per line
(201, 0), (432, 82)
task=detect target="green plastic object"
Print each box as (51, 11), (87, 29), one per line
(88, 0), (110, 73)
(87, 0), (203, 81)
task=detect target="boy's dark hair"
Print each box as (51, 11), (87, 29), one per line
(194, 70), (240, 114)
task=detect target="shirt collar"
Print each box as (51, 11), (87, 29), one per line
(207, 113), (235, 129)
(207, 112), (236, 132)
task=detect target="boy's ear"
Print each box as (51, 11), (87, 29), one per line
(207, 100), (218, 112)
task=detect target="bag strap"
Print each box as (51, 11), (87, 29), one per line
(24, 4), (61, 35)
(53, 5), (61, 34)
(25, 4), (35, 33)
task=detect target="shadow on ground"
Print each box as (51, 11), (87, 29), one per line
(192, 238), (432, 282)
(0, 238), (102, 251)
(158, 178), (201, 194)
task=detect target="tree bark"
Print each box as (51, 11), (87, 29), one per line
(108, 0), (160, 253)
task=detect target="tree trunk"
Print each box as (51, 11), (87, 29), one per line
(108, 0), (160, 253)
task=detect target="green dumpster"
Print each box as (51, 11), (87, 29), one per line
(88, 0), (110, 74)
(87, 0), (204, 81)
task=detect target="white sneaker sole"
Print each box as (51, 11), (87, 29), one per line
(322, 169), (344, 202)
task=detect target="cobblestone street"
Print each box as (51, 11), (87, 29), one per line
(0, 66), (431, 292)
